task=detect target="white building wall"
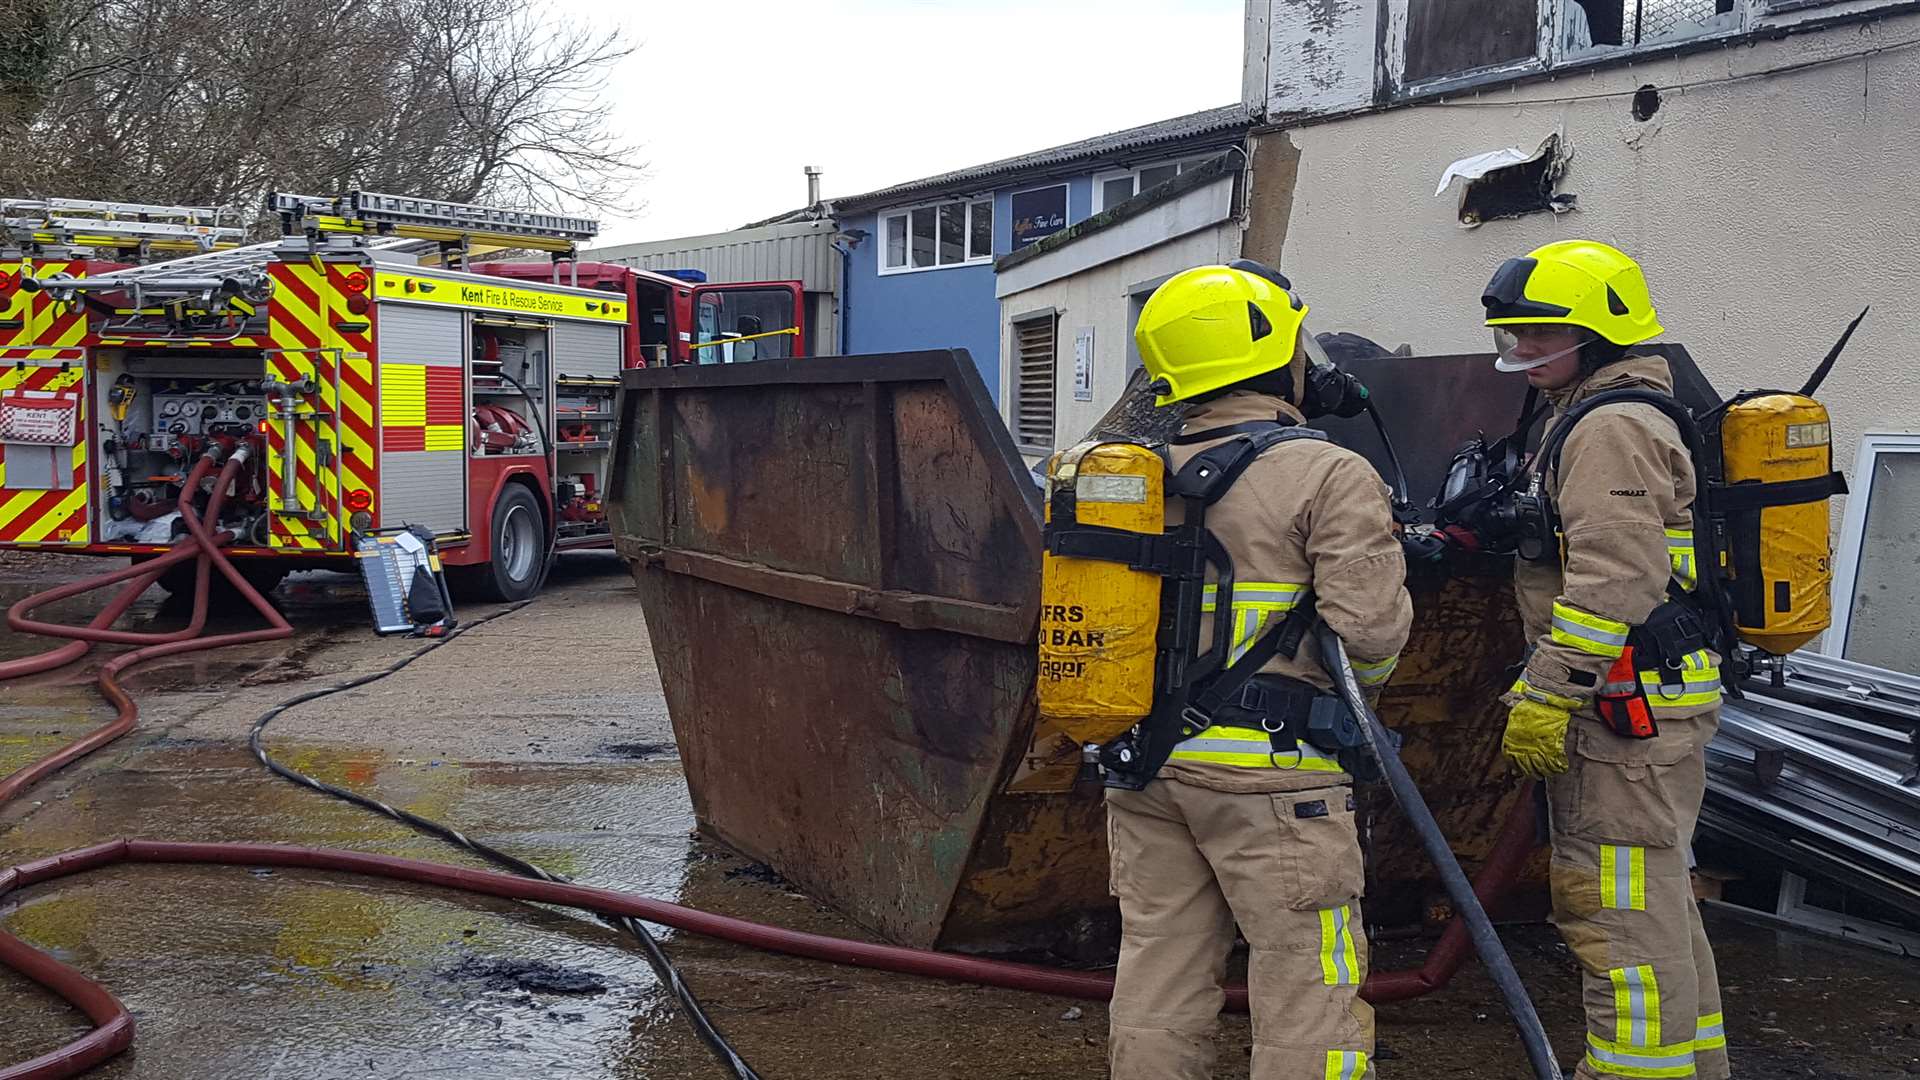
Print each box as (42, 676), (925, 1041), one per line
(1264, 16), (1920, 487)
(999, 221), (1243, 465)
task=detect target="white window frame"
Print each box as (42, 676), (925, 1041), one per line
(876, 196), (995, 276)
(1091, 158), (1209, 214)
(1823, 431), (1920, 660)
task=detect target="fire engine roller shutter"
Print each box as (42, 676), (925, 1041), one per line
(552, 320), (621, 380)
(376, 303), (467, 532)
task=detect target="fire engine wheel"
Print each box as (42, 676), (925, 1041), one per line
(464, 484), (546, 603)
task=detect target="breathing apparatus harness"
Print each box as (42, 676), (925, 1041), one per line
(1430, 314), (1862, 733)
(1044, 358), (1404, 791)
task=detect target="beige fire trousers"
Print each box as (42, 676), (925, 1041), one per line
(1106, 778), (1373, 1080)
(1549, 712), (1729, 1080)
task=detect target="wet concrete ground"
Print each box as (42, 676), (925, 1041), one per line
(2, 550), (1918, 1078)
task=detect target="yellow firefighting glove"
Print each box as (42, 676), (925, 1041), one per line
(1502, 694), (1578, 778)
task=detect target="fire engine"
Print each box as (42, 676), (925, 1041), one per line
(0, 192), (808, 600)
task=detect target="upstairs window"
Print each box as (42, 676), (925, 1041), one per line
(1093, 158), (1212, 213)
(1397, 0), (1747, 92)
(1402, 0), (1541, 84)
(879, 198), (994, 274)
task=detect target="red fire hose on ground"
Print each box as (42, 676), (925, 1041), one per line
(0, 450), (1542, 1078)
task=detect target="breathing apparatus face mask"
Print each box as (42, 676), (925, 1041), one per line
(1491, 327), (1587, 373)
(1297, 326), (1371, 420)
(1430, 434), (1554, 559)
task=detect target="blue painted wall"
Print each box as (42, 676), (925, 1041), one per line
(841, 209), (1001, 396)
(839, 174), (1098, 403)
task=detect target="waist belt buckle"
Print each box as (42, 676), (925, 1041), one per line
(1238, 682), (1269, 714)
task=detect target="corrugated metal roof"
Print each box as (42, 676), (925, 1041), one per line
(583, 220), (839, 293)
(831, 103), (1251, 213)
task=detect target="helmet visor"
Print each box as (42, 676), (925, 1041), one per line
(1492, 327), (1585, 373)
(1298, 322), (1330, 370)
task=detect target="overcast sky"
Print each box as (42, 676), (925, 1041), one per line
(555, 0), (1246, 247)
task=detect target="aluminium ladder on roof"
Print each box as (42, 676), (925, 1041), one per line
(1, 197), (246, 257)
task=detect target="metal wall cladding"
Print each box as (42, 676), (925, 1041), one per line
(593, 221), (839, 293)
(553, 320), (622, 381)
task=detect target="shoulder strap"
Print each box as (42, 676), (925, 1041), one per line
(1530, 387), (1752, 698)
(1172, 419), (1291, 445)
(1171, 424), (1328, 506)
(1182, 595), (1320, 732)
(1536, 388), (1686, 486)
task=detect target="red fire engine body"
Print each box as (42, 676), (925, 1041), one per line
(0, 193), (806, 600)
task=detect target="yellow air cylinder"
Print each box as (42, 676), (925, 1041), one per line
(1038, 441), (1165, 748)
(1718, 393), (1836, 654)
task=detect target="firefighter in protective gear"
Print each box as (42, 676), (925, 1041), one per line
(1482, 240), (1729, 1080)
(1108, 261), (1412, 1080)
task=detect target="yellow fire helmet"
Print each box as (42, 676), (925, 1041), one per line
(1135, 262), (1308, 405)
(1482, 239), (1664, 347)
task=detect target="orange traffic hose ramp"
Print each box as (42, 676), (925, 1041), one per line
(0, 444), (1542, 1079)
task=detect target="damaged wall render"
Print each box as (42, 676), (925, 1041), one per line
(1259, 0), (1380, 114)
(1258, 15), (1920, 493)
(1256, 0), (1920, 114)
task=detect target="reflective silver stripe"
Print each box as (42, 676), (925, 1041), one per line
(1600, 680), (1640, 696)
(1352, 654), (1399, 686)
(1695, 1019), (1724, 1041)
(1552, 613), (1629, 650)
(1234, 586), (1303, 605)
(1586, 1039), (1696, 1072)
(1168, 737), (1338, 764)
(1667, 531), (1698, 590)
(1622, 965), (1651, 1046)
(1553, 613), (1629, 645)
(1171, 737), (1272, 755)
(1333, 1050), (1367, 1080)
(1641, 671), (1721, 699)
(1203, 583), (1303, 607)
(1329, 906), (1354, 985)
(1230, 606), (1261, 662)
(1603, 845), (1640, 910)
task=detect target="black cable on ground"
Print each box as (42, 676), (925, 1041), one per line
(247, 597), (761, 1080)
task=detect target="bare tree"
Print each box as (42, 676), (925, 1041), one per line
(0, 0), (643, 224)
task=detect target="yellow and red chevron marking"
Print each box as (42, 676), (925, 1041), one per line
(325, 264), (378, 526)
(0, 363), (90, 545)
(263, 262), (346, 552)
(1, 260), (90, 359)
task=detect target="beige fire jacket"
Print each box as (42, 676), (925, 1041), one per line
(1158, 391), (1413, 793)
(1509, 355), (1718, 718)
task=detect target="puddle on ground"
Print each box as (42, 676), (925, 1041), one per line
(1, 744), (709, 1079)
